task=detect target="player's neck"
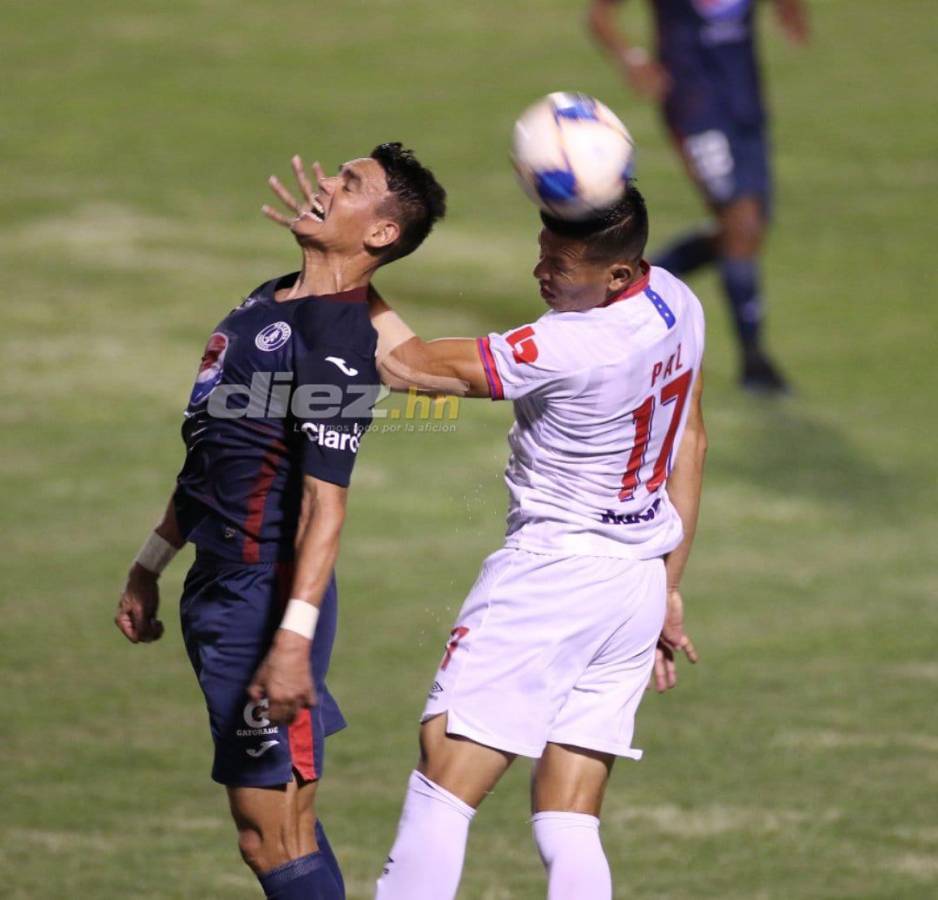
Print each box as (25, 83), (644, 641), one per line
(283, 248), (375, 300)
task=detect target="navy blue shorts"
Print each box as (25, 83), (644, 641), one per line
(180, 552), (346, 787)
(666, 115), (772, 213)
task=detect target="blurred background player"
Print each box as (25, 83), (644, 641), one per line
(115, 145), (446, 900)
(588, 0), (809, 393)
(370, 189), (705, 899)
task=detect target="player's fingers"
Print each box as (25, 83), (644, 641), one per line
(270, 701), (296, 725)
(666, 656), (677, 690)
(267, 175), (302, 213)
(262, 204), (293, 227)
(292, 155), (316, 206)
(682, 636), (699, 664)
(312, 160), (327, 187)
(115, 612), (139, 643)
(653, 648), (668, 693)
(137, 614), (159, 643)
(128, 602), (150, 640)
(247, 681), (264, 703)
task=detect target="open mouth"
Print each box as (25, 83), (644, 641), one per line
(305, 197), (327, 223)
(311, 197), (327, 222)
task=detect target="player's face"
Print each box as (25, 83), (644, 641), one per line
(533, 229), (609, 312)
(291, 157), (395, 255)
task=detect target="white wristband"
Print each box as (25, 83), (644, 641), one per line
(279, 599), (319, 640)
(133, 531), (178, 576)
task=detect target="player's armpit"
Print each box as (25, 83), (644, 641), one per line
(382, 336), (489, 398)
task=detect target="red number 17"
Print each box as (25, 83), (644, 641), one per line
(619, 370), (693, 501)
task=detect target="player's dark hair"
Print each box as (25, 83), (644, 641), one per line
(371, 142), (447, 264)
(541, 185), (649, 265)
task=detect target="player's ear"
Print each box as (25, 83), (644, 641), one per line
(607, 262), (634, 295)
(365, 219), (400, 254)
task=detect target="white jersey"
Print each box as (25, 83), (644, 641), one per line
(477, 264), (705, 560)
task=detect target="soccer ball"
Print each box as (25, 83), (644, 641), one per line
(511, 92), (635, 221)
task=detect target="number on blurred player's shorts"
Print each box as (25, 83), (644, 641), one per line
(619, 370), (694, 501)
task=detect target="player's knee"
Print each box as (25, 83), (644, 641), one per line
(719, 200), (765, 257)
(236, 826), (265, 872)
(417, 714), (445, 771)
(236, 826), (287, 875)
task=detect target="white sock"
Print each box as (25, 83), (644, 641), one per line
(532, 811), (612, 900)
(375, 770), (476, 900)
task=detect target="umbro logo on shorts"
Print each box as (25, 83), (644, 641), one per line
(429, 681), (444, 696)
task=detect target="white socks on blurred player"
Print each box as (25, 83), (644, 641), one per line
(374, 770), (475, 900)
(533, 811), (612, 900)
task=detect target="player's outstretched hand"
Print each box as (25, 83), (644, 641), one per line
(653, 587), (698, 693)
(115, 564), (165, 644)
(261, 155), (324, 227)
(247, 631), (316, 725)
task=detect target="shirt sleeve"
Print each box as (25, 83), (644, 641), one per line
(292, 317), (378, 488)
(477, 318), (574, 401)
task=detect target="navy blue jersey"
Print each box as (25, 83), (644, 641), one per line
(654, 0), (764, 130)
(173, 273), (379, 563)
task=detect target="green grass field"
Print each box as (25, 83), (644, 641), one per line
(2, 1), (937, 897)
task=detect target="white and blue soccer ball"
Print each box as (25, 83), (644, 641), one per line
(511, 92), (635, 221)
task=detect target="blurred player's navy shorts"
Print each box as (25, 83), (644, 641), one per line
(667, 114), (772, 213)
(180, 552), (346, 787)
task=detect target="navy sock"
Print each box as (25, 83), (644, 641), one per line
(718, 256), (763, 352)
(651, 228), (718, 277)
(315, 820), (345, 899)
(257, 852), (342, 900)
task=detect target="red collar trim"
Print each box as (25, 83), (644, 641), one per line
(321, 286), (369, 304)
(601, 261), (650, 307)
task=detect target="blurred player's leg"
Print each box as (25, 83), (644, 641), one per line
(651, 225), (718, 277)
(716, 196), (788, 393)
(375, 714), (514, 899)
(668, 124), (789, 393)
(531, 743), (614, 899)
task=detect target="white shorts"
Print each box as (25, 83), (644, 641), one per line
(422, 548), (666, 760)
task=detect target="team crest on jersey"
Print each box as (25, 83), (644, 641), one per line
(189, 332), (229, 406)
(691, 0), (751, 21)
(255, 321), (292, 352)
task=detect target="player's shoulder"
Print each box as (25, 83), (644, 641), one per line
(648, 265), (705, 323)
(240, 271), (295, 308)
(506, 309), (602, 369)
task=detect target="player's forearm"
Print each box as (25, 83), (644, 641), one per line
(663, 424), (707, 589)
(587, 0), (633, 58)
(369, 296), (474, 395)
(154, 494), (184, 548)
(287, 479), (347, 612)
(382, 337), (479, 397)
